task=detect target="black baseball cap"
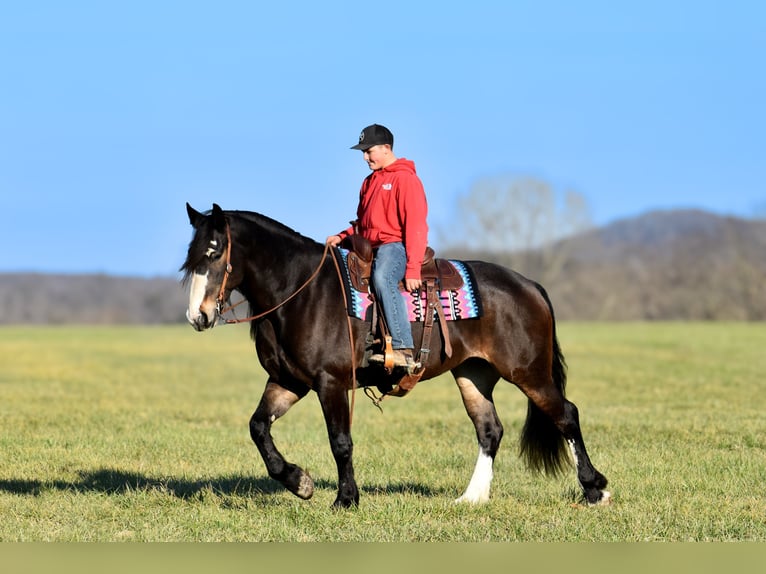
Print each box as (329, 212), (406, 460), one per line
(350, 124), (394, 150)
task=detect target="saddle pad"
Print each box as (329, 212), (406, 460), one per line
(335, 248), (483, 322)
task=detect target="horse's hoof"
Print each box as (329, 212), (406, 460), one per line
(454, 492), (490, 505)
(587, 490), (612, 506)
(332, 496), (359, 509)
(295, 472), (314, 500)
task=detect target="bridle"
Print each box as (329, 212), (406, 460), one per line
(213, 218), (360, 423)
(214, 220), (330, 325)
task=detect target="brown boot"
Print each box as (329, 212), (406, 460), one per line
(393, 349), (422, 375)
(368, 348), (420, 373)
(390, 348), (418, 369)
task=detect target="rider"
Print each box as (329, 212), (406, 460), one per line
(326, 124), (429, 372)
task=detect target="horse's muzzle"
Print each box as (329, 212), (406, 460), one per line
(186, 308), (218, 331)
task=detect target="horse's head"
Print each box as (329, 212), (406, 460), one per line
(181, 203), (235, 331)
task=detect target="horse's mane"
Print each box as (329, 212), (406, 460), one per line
(180, 208), (322, 284)
(228, 210), (320, 248)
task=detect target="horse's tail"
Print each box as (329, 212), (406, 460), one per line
(519, 282), (571, 476)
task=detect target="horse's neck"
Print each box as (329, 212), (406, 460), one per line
(234, 218), (324, 310)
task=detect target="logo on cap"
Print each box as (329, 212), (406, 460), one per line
(351, 124), (394, 150)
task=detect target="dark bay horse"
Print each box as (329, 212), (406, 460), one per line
(181, 203), (610, 508)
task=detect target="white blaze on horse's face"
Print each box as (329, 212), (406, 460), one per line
(186, 269), (218, 330)
(186, 237), (226, 331)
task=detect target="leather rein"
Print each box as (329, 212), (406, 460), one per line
(214, 219), (360, 423)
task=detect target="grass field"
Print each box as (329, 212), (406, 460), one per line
(1, 322), (764, 541)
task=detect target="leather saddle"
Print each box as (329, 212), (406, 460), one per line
(342, 235), (463, 294)
(340, 235), (458, 398)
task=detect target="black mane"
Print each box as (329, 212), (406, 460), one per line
(229, 210), (320, 248)
(180, 208), (321, 284)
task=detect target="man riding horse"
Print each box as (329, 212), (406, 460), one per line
(326, 124), (428, 374)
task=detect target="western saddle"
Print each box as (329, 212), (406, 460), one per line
(341, 235), (463, 396)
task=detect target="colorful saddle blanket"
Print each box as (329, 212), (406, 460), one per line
(335, 248), (483, 322)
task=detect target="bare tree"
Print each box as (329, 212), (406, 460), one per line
(439, 175), (593, 284)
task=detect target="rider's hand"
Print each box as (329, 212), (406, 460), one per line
(404, 277), (422, 293)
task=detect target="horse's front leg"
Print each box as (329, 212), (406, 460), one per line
(316, 375), (359, 508)
(249, 380), (314, 500)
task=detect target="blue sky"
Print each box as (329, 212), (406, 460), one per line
(2, 1), (764, 276)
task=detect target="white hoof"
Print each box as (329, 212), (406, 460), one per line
(454, 492), (490, 505)
(589, 490), (612, 506)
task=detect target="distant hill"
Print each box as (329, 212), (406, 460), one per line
(567, 209), (766, 263)
(1, 209), (765, 323)
(443, 209), (766, 320)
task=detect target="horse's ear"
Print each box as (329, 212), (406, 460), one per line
(186, 202), (204, 228)
(211, 203), (226, 232)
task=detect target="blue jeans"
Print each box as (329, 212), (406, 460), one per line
(371, 242), (413, 350)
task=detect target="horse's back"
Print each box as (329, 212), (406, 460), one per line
(464, 259), (553, 320)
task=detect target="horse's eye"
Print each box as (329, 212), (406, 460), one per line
(205, 239), (220, 259)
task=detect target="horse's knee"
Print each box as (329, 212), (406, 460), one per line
(478, 418), (503, 456)
(564, 400), (580, 422)
(330, 431), (354, 461)
(468, 397), (503, 455)
(558, 400), (582, 437)
(250, 383), (303, 443)
(249, 411), (265, 440)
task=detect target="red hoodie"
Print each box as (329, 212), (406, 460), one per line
(339, 158), (428, 280)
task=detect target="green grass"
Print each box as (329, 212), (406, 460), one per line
(1, 322), (765, 541)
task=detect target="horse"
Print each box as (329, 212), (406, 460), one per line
(181, 203), (610, 508)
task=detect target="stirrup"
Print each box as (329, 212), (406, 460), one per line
(368, 349), (420, 373)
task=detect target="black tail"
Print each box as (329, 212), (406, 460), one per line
(519, 283), (571, 476)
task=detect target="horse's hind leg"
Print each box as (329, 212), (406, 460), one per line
(522, 382), (610, 506)
(559, 399), (611, 505)
(453, 360), (503, 504)
(249, 380), (314, 500)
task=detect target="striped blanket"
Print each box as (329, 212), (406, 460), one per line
(334, 248), (483, 322)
